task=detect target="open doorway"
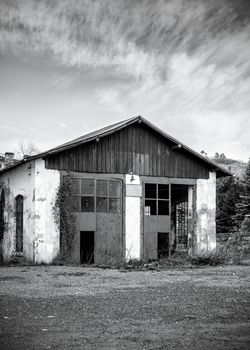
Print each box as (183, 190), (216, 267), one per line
(158, 232), (170, 258)
(80, 231), (94, 264)
(170, 185), (190, 254)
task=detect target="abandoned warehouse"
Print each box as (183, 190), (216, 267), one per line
(0, 116), (230, 264)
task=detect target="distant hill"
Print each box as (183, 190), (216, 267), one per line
(211, 156), (247, 180)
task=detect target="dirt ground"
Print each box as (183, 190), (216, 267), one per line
(0, 264), (250, 350)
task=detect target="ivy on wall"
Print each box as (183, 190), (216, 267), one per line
(52, 174), (76, 259)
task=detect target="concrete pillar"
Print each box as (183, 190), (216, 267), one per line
(195, 172), (216, 255)
(125, 174), (142, 260)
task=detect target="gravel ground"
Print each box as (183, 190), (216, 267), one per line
(0, 265), (250, 349)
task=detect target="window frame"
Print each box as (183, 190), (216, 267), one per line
(144, 183), (170, 216)
(69, 178), (122, 214)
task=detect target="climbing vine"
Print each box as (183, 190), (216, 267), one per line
(52, 174), (76, 259)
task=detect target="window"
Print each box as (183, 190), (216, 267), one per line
(68, 178), (122, 214)
(96, 180), (108, 213)
(145, 200), (157, 215)
(15, 195), (24, 253)
(96, 179), (122, 213)
(0, 190), (5, 240)
(145, 183), (157, 199)
(108, 180), (121, 214)
(81, 196), (95, 212)
(144, 183), (169, 216)
(81, 179), (95, 212)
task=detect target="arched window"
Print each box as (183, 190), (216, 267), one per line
(15, 195), (24, 253)
(0, 190), (5, 241)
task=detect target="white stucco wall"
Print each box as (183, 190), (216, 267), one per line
(195, 171), (216, 255)
(0, 158), (60, 263)
(33, 159), (60, 263)
(0, 161), (35, 261)
(125, 174), (141, 260)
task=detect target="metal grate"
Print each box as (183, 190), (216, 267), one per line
(176, 201), (188, 250)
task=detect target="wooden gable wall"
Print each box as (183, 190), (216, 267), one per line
(45, 123), (210, 179)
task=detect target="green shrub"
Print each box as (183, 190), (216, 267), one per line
(191, 229), (249, 266)
(190, 249), (226, 266)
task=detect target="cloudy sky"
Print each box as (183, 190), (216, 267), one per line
(0, 0), (249, 161)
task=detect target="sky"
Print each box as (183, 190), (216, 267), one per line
(0, 0), (250, 161)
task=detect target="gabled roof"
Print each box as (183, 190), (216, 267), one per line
(0, 115), (231, 177)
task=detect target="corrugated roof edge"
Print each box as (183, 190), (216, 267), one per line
(0, 115), (232, 177)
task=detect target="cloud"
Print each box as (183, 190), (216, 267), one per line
(59, 123), (70, 129)
(0, 0), (249, 160)
(1, 0), (248, 81)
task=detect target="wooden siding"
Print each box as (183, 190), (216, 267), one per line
(45, 124), (210, 179)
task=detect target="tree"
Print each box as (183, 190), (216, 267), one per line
(235, 158), (250, 226)
(200, 150), (207, 157)
(216, 176), (241, 233)
(16, 142), (40, 159)
(214, 152), (220, 158)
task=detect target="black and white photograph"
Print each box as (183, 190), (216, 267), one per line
(0, 0), (250, 349)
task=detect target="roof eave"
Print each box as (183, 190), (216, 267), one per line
(0, 115), (232, 178)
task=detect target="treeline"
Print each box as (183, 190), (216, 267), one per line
(216, 158), (250, 233)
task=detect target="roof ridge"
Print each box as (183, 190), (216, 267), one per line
(0, 115), (231, 177)
(42, 115), (141, 156)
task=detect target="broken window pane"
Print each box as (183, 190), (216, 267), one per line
(145, 200), (157, 215)
(158, 200), (169, 215)
(109, 198), (121, 213)
(81, 179), (95, 195)
(81, 196), (94, 212)
(109, 181), (121, 197)
(145, 183), (157, 199)
(96, 197), (108, 212)
(158, 184), (169, 199)
(96, 180), (108, 197)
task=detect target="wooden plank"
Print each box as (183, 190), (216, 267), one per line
(119, 130), (124, 173)
(135, 125), (139, 174)
(44, 123), (211, 179)
(122, 128), (128, 173)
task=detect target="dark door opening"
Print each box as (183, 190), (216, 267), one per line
(158, 232), (169, 259)
(80, 231), (94, 264)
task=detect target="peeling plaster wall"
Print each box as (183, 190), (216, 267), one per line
(125, 174), (141, 260)
(0, 158), (60, 263)
(33, 159), (60, 263)
(0, 162), (35, 261)
(195, 172), (216, 255)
